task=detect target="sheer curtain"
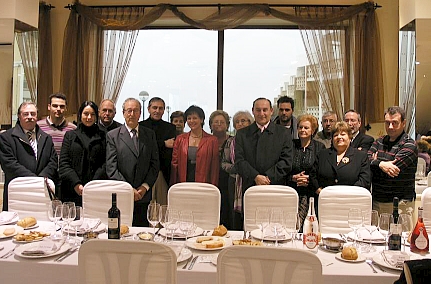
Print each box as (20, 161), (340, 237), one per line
(15, 31), (38, 103)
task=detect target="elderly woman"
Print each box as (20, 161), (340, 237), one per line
(220, 111), (253, 230)
(171, 105), (219, 186)
(59, 101), (107, 206)
(310, 121), (371, 217)
(287, 114), (325, 231)
(210, 110), (233, 228)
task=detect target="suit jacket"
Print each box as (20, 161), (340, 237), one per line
(98, 120), (122, 133)
(235, 122), (293, 191)
(106, 125), (160, 204)
(351, 132), (374, 151)
(310, 146), (371, 190)
(140, 118), (176, 184)
(59, 124), (107, 205)
(171, 131), (219, 186)
(0, 123), (58, 210)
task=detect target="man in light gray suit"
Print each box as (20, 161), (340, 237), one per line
(106, 98), (159, 227)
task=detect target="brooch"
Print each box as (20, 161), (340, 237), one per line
(341, 157), (350, 164)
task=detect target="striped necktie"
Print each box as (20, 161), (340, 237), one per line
(131, 129), (139, 152)
(27, 131), (37, 159)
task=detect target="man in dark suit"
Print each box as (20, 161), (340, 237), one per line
(98, 99), (122, 133)
(139, 97), (176, 205)
(235, 98), (293, 191)
(106, 98), (159, 227)
(344, 109), (374, 151)
(0, 102), (58, 210)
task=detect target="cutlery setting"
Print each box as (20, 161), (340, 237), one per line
(0, 244), (19, 259)
(365, 258), (378, 273)
(54, 246), (79, 262)
(188, 255), (199, 270)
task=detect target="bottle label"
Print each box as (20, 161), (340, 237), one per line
(415, 228), (428, 250)
(108, 218), (119, 229)
(304, 233), (318, 249)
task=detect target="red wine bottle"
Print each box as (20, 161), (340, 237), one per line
(108, 193), (121, 239)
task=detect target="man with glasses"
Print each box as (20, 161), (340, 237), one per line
(98, 99), (122, 133)
(344, 109), (374, 151)
(0, 102), (58, 210)
(37, 93), (76, 156)
(314, 111), (338, 148)
(368, 106), (418, 214)
(106, 98), (160, 226)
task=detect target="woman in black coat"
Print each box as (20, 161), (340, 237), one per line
(59, 101), (107, 206)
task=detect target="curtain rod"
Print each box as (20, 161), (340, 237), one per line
(65, 3), (382, 10)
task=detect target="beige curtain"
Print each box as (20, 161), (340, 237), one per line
(38, 3), (53, 117)
(15, 31), (38, 103)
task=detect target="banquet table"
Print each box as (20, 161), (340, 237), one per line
(0, 221), (429, 284)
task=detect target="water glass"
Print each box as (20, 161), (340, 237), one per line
(47, 200), (62, 232)
(51, 204), (64, 240)
(348, 208), (363, 248)
(363, 210), (379, 252)
(147, 203), (161, 235)
(159, 205), (170, 242)
(70, 206), (84, 246)
(379, 213), (393, 250)
(283, 212), (298, 247)
(255, 207), (270, 243)
(398, 213), (413, 251)
(269, 208), (284, 247)
(179, 211), (194, 242)
(166, 209), (179, 243)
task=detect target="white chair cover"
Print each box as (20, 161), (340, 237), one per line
(217, 246), (322, 284)
(8, 177), (54, 221)
(168, 182), (220, 230)
(318, 185), (371, 234)
(421, 187), (431, 233)
(79, 239), (177, 284)
(82, 180), (134, 226)
(243, 185), (298, 232)
(427, 171), (431, 187)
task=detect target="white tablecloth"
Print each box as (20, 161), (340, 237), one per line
(0, 221), (428, 284)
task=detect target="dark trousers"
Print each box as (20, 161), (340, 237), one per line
(133, 201), (150, 227)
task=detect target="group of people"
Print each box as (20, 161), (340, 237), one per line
(0, 94), (419, 230)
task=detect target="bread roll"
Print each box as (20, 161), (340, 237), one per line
(3, 228), (16, 236)
(120, 224), (129, 235)
(212, 225), (228, 236)
(341, 246), (358, 260)
(203, 239), (224, 249)
(17, 217), (37, 228)
(196, 236), (213, 243)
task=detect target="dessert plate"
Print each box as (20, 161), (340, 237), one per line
(335, 252), (365, 263)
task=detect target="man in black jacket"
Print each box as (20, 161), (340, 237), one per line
(344, 109), (374, 151)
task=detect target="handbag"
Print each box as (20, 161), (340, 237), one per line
(44, 177), (59, 201)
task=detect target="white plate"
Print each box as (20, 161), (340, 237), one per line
(186, 236), (232, 251)
(21, 223), (39, 230)
(63, 222), (106, 234)
(0, 225), (24, 239)
(335, 252), (366, 263)
(159, 227), (204, 239)
(0, 215), (19, 225)
(177, 248), (193, 263)
(372, 251), (418, 271)
(346, 231), (386, 244)
(250, 229), (292, 241)
(14, 242), (71, 259)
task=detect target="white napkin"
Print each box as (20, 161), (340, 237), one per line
(263, 227), (286, 239)
(356, 228), (385, 241)
(0, 212), (18, 224)
(382, 250), (409, 268)
(78, 218), (101, 232)
(22, 239), (64, 256)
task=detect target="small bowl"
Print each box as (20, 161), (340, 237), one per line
(322, 237), (344, 249)
(81, 231), (99, 243)
(137, 231), (154, 241)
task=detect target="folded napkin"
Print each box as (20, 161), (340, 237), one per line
(165, 226), (196, 237)
(22, 240), (64, 256)
(352, 228), (385, 241)
(382, 250), (410, 268)
(78, 218), (101, 233)
(0, 211), (18, 224)
(263, 227), (286, 239)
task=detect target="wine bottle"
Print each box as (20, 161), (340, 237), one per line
(108, 193), (121, 239)
(392, 197), (399, 224)
(388, 223), (401, 250)
(410, 207), (429, 254)
(303, 197), (319, 252)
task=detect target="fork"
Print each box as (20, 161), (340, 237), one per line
(0, 244), (19, 259)
(182, 254), (193, 269)
(365, 258), (378, 273)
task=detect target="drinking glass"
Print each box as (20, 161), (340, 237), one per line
(379, 213), (393, 250)
(179, 211), (194, 242)
(255, 207), (270, 243)
(159, 205), (170, 242)
(166, 209), (179, 243)
(147, 203), (161, 235)
(363, 210), (379, 252)
(348, 208), (363, 248)
(283, 212), (298, 247)
(64, 205), (76, 243)
(70, 206), (84, 246)
(398, 213), (413, 251)
(269, 208), (284, 247)
(51, 204), (64, 240)
(47, 200), (62, 232)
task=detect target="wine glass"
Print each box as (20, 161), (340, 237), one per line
(269, 208), (284, 247)
(179, 211), (194, 242)
(255, 207), (270, 243)
(398, 213), (413, 251)
(283, 212), (298, 247)
(47, 200), (62, 232)
(159, 205), (170, 243)
(147, 203), (161, 235)
(363, 210), (379, 252)
(379, 213), (393, 250)
(51, 204), (64, 240)
(348, 208), (363, 248)
(64, 205), (76, 243)
(70, 206), (84, 246)
(166, 209), (179, 243)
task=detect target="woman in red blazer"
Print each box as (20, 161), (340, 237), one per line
(171, 105), (219, 186)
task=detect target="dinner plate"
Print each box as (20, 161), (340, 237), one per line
(63, 222), (106, 235)
(21, 223), (39, 230)
(346, 231), (386, 244)
(250, 229), (292, 241)
(372, 251), (418, 271)
(14, 242), (71, 259)
(0, 215), (19, 225)
(159, 227), (204, 239)
(0, 225), (24, 239)
(335, 252), (365, 263)
(186, 236), (232, 251)
(177, 248), (193, 263)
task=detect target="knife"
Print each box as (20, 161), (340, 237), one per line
(188, 256), (199, 270)
(54, 247), (78, 262)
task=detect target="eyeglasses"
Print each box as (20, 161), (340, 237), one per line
(235, 119), (250, 124)
(124, 108), (141, 115)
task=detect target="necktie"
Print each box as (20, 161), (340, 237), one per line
(131, 129), (139, 152)
(27, 131), (37, 159)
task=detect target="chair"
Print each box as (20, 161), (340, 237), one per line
(78, 239), (177, 284)
(421, 187), (431, 233)
(167, 182), (220, 230)
(82, 180), (134, 226)
(8, 177), (55, 221)
(318, 185), (371, 234)
(217, 246), (322, 284)
(427, 171), (431, 187)
(243, 185), (298, 232)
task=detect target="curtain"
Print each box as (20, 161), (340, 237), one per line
(15, 31), (38, 103)
(62, 1), (382, 123)
(38, 3), (53, 117)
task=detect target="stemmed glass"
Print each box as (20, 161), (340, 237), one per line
(379, 213), (393, 250)
(255, 207), (270, 243)
(70, 206), (84, 246)
(166, 209), (179, 243)
(179, 211), (194, 242)
(398, 213), (413, 251)
(363, 210), (379, 252)
(47, 200), (62, 233)
(269, 208), (284, 247)
(147, 203), (161, 235)
(159, 205), (170, 242)
(51, 204), (64, 240)
(283, 212), (298, 247)
(63, 204), (76, 243)
(348, 208), (363, 248)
